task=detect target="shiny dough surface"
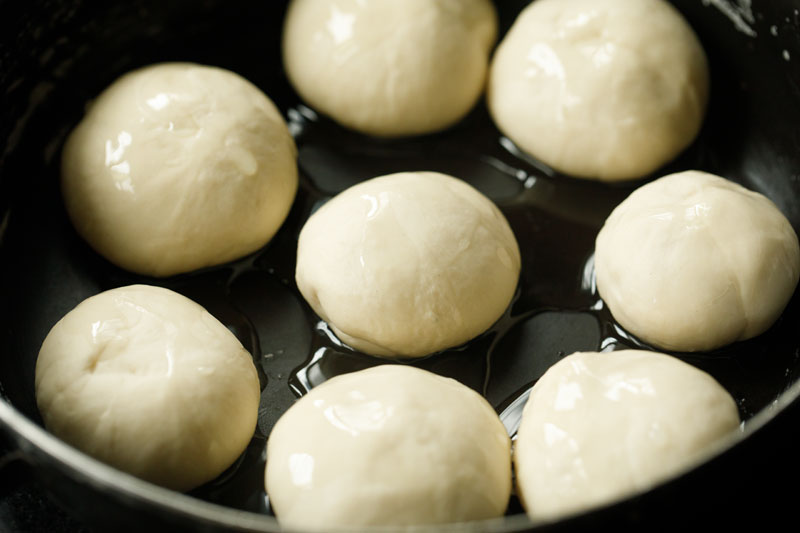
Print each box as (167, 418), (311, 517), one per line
(295, 171), (521, 358)
(488, 0), (708, 181)
(35, 284), (261, 491)
(595, 170), (800, 352)
(61, 62), (298, 277)
(282, 0), (497, 137)
(514, 350), (740, 520)
(265, 364), (511, 529)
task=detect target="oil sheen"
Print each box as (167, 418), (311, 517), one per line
(3, 64), (798, 519)
(180, 101), (799, 514)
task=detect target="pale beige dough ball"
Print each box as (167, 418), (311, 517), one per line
(61, 62), (298, 277)
(488, 0), (709, 181)
(595, 170), (800, 352)
(35, 284), (261, 491)
(282, 0), (497, 137)
(515, 350), (740, 521)
(295, 171), (521, 358)
(265, 364), (511, 529)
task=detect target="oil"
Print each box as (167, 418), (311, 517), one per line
(0, 0), (798, 520)
(183, 100), (800, 512)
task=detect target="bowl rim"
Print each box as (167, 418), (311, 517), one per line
(2, 370), (799, 532)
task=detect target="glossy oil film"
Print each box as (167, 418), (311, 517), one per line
(0, 0), (799, 520)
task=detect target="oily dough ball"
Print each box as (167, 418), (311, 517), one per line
(595, 170), (800, 352)
(282, 0), (497, 137)
(265, 364), (511, 529)
(515, 350), (740, 521)
(295, 171), (521, 358)
(488, 0), (709, 181)
(35, 284), (261, 492)
(61, 62), (298, 277)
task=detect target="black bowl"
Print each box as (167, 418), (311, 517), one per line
(1, 0), (800, 531)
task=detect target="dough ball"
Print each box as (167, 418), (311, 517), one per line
(515, 350), (740, 520)
(295, 171), (521, 358)
(61, 62), (298, 277)
(488, 0), (708, 181)
(282, 0), (497, 137)
(595, 170), (800, 352)
(35, 285), (261, 491)
(265, 364), (511, 529)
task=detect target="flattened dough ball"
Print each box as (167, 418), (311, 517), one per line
(295, 171), (521, 358)
(35, 285), (261, 491)
(488, 0), (708, 181)
(265, 364), (511, 529)
(62, 62), (298, 277)
(595, 170), (800, 352)
(515, 350), (740, 520)
(282, 0), (497, 137)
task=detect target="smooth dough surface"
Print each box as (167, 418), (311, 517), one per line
(515, 350), (740, 521)
(265, 364), (511, 529)
(595, 170), (800, 352)
(488, 0), (708, 181)
(61, 62), (298, 277)
(282, 0), (497, 137)
(295, 171), (521, 358)
(35, 285), (261, 491)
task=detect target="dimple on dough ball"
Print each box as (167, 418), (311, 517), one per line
(282, 0), (497, 137)
(35, 284), (261, 492)
(295, 171), (521, 358)
(515, 350), (740, 521)
(61, 62), (298, 277)
(265, 364), (511, 529)
(595, 170), (800, 352)
(488, 0), (709, 181)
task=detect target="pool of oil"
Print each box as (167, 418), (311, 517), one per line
(1, 0), (799, 522)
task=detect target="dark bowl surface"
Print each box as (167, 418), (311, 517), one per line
(2, 0), (800, 531)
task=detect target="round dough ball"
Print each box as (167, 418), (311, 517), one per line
(488, 0), (709, 181)
(295, 171), (521, 358)
(61, 62), (298, 277)
(515, 350), (740, 521)
(265, 364), (511, 529)
(35, 284), (261, 491)
(282, 0), (497, 137)
(595, 170), (800, 352)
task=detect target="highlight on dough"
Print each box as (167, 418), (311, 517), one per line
(295, 171), (521, 358)
(514, 350), (741, 520)
(265, 364), (512, 529)
(61, 62), (298, 277)
(35, 284), (261, 491)
(282, 0), (498, 137)
(595, 170), (800, 352)
(488, 0), (709, 181)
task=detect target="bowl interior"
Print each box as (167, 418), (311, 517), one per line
(1, 0), (800, 529)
